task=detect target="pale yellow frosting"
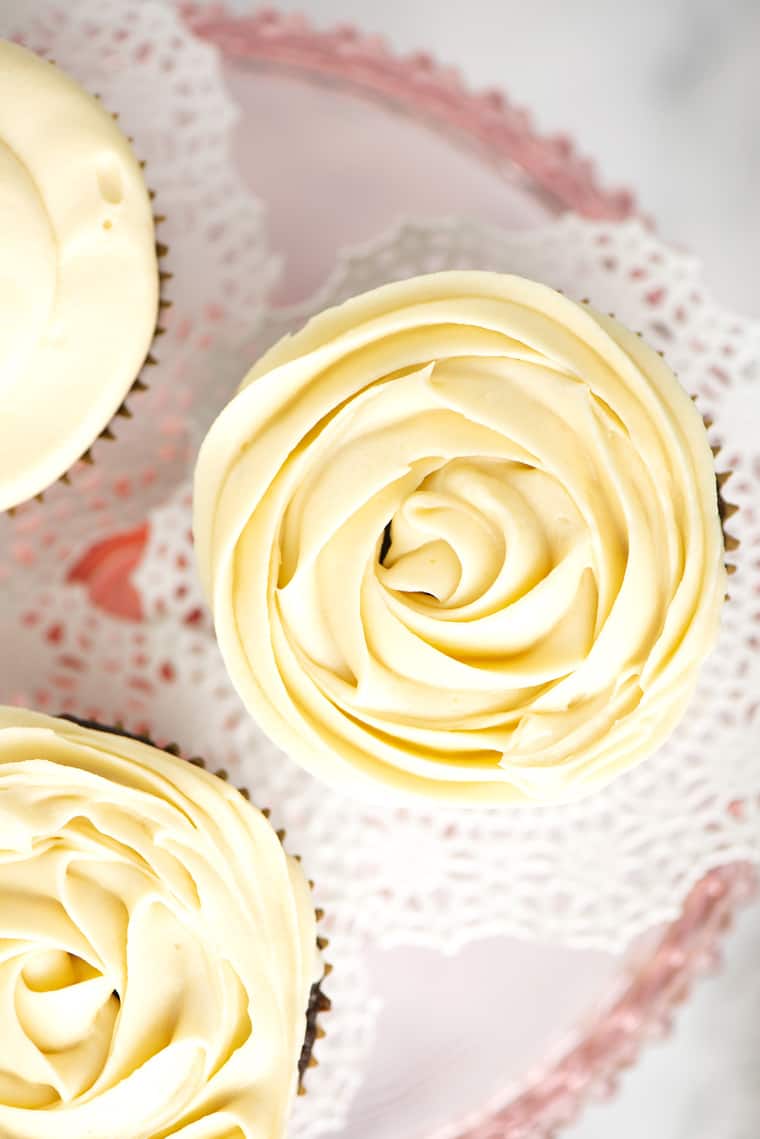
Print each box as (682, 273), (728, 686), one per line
(194, 272), (725, 806)
(0, 707), (320, 1139)
(0, 41), (158, 510)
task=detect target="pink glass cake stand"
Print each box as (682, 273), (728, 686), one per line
(69, 8), (756, 1139)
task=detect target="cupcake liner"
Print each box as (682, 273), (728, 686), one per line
(716, 470), (738, 598)
(59, 714), (330, 1090)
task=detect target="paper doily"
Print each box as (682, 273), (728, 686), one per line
(0, 3), (758, 1126)
(0, 0), (275, 596)
(1, 194), (757, 940)
(3, 6), (755, 948)
(131, 215), (760, 954)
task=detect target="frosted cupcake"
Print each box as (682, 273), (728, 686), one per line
(194, 272), (726, 806)
(0, 707), (325, 1138)
(0, 41), (162, 510)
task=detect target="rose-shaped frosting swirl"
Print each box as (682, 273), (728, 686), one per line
(194, 272), (725, 805)
(0, 708), (320, 1139)
(0, 41), (157, 509)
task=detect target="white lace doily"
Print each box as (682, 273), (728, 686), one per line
(134, 215), (760, 955)
(1, 7), (759, 1126)
(0, 0), (274, 595)
(4, 197), (759, 956)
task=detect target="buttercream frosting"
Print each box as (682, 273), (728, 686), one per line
(0, 707), (320, 1138)
(0, 41), (158, 509)
(194, 271), (726, 806)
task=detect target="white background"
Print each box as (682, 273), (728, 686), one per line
(251, 2), (760, 1137)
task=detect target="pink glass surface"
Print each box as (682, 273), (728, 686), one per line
(69, 8), (756, 1139)
(184, 4), (633, 306)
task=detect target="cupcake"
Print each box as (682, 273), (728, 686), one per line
(0, 707), (326, 1137)
(193, 271), (726, 807)
(0, 41), (162, 511)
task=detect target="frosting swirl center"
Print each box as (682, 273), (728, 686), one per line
(0, 709), (319, 1139)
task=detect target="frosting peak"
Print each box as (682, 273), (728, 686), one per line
(194, 271), (725, 805)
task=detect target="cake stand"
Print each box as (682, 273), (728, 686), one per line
(68, 8), (756, 1138)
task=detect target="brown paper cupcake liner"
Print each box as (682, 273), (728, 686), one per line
(700, 412), (739, 592)
(60, 715), (330, 1090)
